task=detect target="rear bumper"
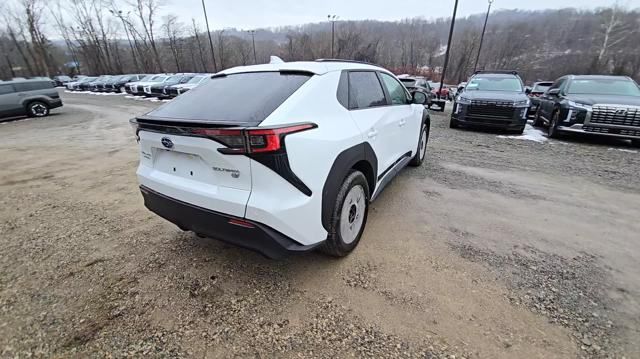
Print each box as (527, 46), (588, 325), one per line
(140, 185), (322, 259)
(49, 99), (63, 109)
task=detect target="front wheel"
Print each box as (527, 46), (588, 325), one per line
(450, 117), (459, 129)
(27, 101), (50, 117)
(409, 124), (428, 167)
(532, 108), (543, 127)
(548, 110), (561, 138)
(321, 171), (370, 257)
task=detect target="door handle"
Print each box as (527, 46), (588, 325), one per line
(367, 129), (378, 139)
(399, 119), (406, 127)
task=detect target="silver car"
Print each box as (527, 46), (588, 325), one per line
(0, 80), (63, 119)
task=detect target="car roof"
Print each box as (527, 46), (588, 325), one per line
(220, 60), (387, 76)
(3, 79), (54, 85)
(568, 75), (633, 81)
(471, 73), (519, 79)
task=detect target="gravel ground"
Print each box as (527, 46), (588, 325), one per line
(0, 91), (639, 358)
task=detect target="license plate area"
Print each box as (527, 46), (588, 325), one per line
(154, 149), (212, 182)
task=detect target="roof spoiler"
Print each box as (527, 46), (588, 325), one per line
(270, 56), (285, 64)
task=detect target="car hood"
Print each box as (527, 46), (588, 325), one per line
(566, 94), (640, 107)
(461, 90), (528, 102)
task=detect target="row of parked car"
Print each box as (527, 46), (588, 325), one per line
(64, 73), (213, 99)
(446, 70), (640, 146)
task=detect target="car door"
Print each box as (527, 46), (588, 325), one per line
(346, 71), (399, 179)
(0, 84), (18, 116)
(539, 78), (566, 121)
(378, 72), (421, 159)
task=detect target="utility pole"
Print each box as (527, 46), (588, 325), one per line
(247, 30), (257, 64)
(473, 0), (494, 73)
(328, 15), (338, 58)
(201, 0), (218, 72)
(110, 10), (140, 73)
(439, 0), (459, 99)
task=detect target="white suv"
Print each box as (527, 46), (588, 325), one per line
(132, 60), (430, 258)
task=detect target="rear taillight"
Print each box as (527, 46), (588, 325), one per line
(193, 123), (317, 155)
(130, 120), (317, 155)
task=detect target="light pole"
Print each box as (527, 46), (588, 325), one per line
(438, 0), (459, 99)
(201, 0), (218, 72)
(328, 15), (338, 58)
(110, 9), (139, 72)
(247, 30), (257, 64)
(473, 0), (494, 73)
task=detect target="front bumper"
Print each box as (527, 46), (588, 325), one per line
(139, 186), (322, 259)
(452, 103), (528, 129)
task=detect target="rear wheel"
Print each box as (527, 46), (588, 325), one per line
(27, 101), (50, 117)
(409, 124), (428, 167)
(321, 170), (370, 257)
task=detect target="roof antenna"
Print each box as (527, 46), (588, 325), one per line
(269, 56), (285, 64)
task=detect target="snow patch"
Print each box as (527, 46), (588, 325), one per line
(608, 148), (638, 154)
(497, 125), (548, 143)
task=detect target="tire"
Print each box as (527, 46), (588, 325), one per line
(512, 126), (525, 135)
(532, 109), (543, 127)
(450, 117), (459, 129)
(548, 110), (561, 138)
(409, 124), (428, 167)
(321, 170), (370, 257)
(27, 101), (50, 117)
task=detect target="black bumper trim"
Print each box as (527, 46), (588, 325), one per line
(140, 186), (322, 259)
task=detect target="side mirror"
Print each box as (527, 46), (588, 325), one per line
(525, 87), (532, 94)
(457, 86), (464, 94)
(547, 88), (561, 96)
(412, 91), (428, 105)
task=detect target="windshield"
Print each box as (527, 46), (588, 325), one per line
(567, 78), (640, 96)
(149, 75), (166, 82)
(187, 76), (206, 84)
(167, 75), (182, 82)
(466, 77), (523, 92)
(58, 76), (71, 81)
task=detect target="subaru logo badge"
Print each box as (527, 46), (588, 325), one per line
(161, 137), (174, 149)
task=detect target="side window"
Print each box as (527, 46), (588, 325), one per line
(0, 84), (14, 95)
(348, 71), (387, 110)
(14, 82), (51, 92)
(380, 72), (409, 105)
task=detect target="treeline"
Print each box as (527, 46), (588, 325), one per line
(0, 0), (638, 84)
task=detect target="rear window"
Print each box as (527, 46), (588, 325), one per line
(533, 83), (552, 92)
(146, 72), (311, 125)
(400, 79), (417, 87)
(13, 81), (54, 92)
(0, 84), (13, 95)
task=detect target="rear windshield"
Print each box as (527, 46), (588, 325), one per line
(533, 83), (552, 92)
(400, 79), (417, 87)
(146, 72), (311, 125)
(567, 78), (640, 96)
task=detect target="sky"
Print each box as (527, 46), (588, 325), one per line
(162, 0), (640, 30)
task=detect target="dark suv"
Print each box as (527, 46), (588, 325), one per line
(0, 80), (63, 119)
(450, 71), (530, 134)
(534, 75), (640, 145)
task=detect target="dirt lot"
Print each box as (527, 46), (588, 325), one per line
(1, 90), (639, 358)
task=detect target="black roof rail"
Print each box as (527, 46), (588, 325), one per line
(316, 58), (378, 66)
(474, 70), (519, 75)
